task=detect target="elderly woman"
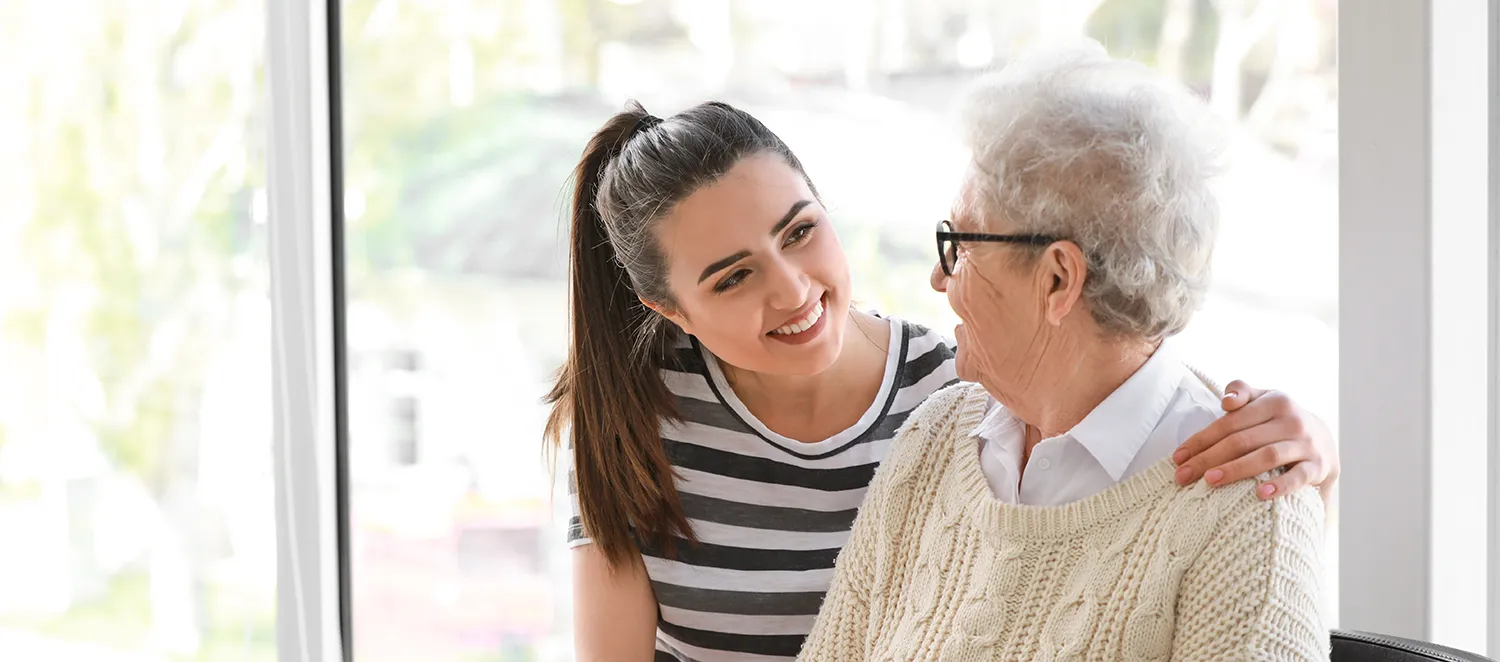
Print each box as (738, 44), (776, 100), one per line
(797, 43), (1328, 662)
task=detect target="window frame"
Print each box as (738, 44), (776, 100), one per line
(266, 0), (350, 659)
(1340, 1), (1496, 653)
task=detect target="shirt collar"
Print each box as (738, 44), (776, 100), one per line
(1061, 338), (1188, 481)
(972, 395), (1022, 448)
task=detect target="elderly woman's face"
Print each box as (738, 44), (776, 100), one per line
(930, 181), (1052, 394)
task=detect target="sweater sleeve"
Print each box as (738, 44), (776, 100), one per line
(797, 385), (971, 662)
(1169, 485), (1330, 662)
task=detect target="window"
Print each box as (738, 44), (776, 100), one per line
(338, 0), (1338, 658)
(0, 1), (275, 660)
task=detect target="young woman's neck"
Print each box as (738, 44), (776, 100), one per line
(721, 308), (890, 423)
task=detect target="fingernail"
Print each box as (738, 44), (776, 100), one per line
(1175, 466), (1194, 484)
(1205, 469), (1224, 485)
(1258, 483), (1277, 499)
(1172, 448), (1188, 464)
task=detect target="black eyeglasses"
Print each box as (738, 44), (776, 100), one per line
(935, 220), (1062, 276)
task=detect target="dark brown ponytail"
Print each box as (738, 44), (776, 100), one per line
(544, 99), (817, 569)
(544, 103), (689, 569)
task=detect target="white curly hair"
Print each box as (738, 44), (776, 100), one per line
(958, 39), (1225, 341)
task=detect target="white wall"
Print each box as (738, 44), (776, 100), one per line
(1340, 1), (1496, 652)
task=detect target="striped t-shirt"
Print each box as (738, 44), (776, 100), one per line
(567, 315), (958, 661)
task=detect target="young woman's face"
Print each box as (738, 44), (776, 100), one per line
(650, 153), (853, 376)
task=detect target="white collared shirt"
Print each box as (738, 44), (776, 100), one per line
(974, 340), (1224, 506)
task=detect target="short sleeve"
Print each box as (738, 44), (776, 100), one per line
(563, 450), (593, 548)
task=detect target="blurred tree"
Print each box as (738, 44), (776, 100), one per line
(6, 0), (262, 495)
(1244, 0), (1332, 145)
(1208, 0), (1285, 118)
(341, 0), (622, 282)
(1088, 0), (1219, 88)
(1156, 0), (1196, 79)
(1039, 0), (1108, 39)
(1, 0), (271, 657)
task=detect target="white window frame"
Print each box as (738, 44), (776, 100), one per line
(1340, 1), (1497, 654)
(267, 0), (346, 660)
(1490, 0), (1500, 653)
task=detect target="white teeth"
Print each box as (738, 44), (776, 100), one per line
(771, 300), (824, 335)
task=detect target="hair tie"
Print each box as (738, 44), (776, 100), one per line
(633, 114), (663, 136)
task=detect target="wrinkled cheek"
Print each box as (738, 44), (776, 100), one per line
(969, 308), (1023, 389)
(961, 342), (985, 382)
(951, 282), (977, 326)
(950, 289), (983, 373)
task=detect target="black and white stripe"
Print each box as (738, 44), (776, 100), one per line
(568, 316), (957, 661)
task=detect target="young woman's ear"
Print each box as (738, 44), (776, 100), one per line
(640, 297), (693, 335)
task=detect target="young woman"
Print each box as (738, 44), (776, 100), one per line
(546, 100), (1338, 662)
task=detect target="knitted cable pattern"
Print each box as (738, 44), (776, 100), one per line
(798, 382), (1328, 662)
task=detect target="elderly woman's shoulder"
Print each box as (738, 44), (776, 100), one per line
(1176, 465), (1325, 546)
(909, 380), (983, 421)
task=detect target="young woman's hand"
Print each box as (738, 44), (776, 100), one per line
(1172, 381), (1338, 501)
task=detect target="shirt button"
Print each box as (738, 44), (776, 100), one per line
(1037, 458), (1052, 471)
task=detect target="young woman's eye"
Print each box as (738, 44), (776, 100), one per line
(714, 269), (749, 293)
(784, 221), (818, 247)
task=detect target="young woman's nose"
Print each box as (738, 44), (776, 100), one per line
(765, 256), (811, 311)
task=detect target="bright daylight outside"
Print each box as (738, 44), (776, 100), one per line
(0, 0), (1338, 661)
(0, 0), (276, 661)
(339, 0), (1337, 661)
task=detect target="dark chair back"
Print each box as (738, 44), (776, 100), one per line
(1333, 629), (1495, 662)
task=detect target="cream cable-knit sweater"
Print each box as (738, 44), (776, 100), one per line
(798, 383), (1328, 662)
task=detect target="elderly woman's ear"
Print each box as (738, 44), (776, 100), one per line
(1039, 242), (1090, 326)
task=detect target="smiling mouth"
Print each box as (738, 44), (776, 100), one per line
(768, 295), (826, 336)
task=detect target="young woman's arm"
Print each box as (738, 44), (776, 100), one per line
(572, 544), (659, 662)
